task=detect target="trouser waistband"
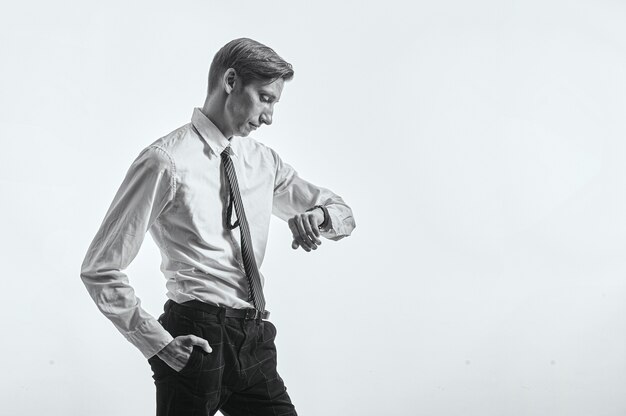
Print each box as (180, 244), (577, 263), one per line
(166, 299), (270, 320)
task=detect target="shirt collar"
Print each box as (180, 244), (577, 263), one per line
(191, 107), (238, 157)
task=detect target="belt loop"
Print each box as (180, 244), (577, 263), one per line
(218, 308), (225, 324)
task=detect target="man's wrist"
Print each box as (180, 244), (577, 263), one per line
(307, 205), (330, 230)
(156, 343), (170, 359)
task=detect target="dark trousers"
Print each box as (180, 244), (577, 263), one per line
(148, 300), (298, 416)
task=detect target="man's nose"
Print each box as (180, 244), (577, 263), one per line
(260, 110), (273, 125)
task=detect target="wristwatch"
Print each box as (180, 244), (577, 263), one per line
(306, 205), (330, 230)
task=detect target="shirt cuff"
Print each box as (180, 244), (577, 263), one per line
(320, 206), (356, 241)
(122, 317), (174, 359)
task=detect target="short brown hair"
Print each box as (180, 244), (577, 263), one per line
(208, 38), (294, 93)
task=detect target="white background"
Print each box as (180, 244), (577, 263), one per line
(1, 0), (626, 415)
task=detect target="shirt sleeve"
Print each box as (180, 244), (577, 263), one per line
(271, 149), (356, 241)
(80, 145), (176, 359)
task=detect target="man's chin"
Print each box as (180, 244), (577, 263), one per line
(232, 130), (250, 138)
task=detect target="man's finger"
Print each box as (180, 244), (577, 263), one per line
(305, 215), (322, 245)
(302, 218), (319, 248)
(295, 215), (314, 250)
(309, 215), (321, 238)
(187, 335), (212, 353)
(298, 214), (317, 250)
(288, 221), (306, 250)
(291, 239), (299, 249)
(288, 219), (301, 243)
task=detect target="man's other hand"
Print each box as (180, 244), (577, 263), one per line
(288, 209), (324, 252)
(156, 335), (212, 372)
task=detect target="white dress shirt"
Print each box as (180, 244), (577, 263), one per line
(80, 108), (356, 359)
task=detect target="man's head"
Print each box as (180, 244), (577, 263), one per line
(204, 38), (294, 138)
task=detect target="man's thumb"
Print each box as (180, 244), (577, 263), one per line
(190, 335), (212, 353)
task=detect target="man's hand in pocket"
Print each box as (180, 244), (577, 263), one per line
(156, 335), (212, 372)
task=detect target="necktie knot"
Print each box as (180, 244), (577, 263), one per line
(221, 145), (231, 158)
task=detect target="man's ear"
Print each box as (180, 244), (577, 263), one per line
(223, 68), (237, 94)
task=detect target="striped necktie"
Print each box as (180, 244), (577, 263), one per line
(221, 145), (266, 313)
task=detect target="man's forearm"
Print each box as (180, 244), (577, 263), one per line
(80, 267), (174, 358)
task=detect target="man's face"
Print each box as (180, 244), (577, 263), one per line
(225, 76), (285, 137)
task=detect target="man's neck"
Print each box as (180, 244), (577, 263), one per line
(201, 97), (232, 139)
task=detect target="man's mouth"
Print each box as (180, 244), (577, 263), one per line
(249, 123), (258, 130)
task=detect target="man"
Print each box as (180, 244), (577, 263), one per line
(80, 37), (356, 415)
